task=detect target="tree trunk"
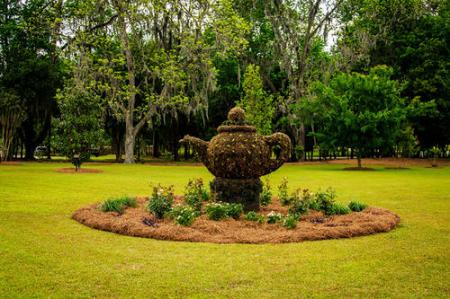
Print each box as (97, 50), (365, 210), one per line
(299, 123), (306, 160)
(24, 139), (36, 160)
(173, 141), (179, 161)
(47, 124), (51, 160)
(113, 128), (122, 162)
(124, 122), (135, 163)
(152, 130), (160, 157)
(115, 145), (121, 162)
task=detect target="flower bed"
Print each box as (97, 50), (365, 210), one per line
(72, 196), (400, 244)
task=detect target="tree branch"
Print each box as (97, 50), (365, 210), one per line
(61, 14), (118, 50)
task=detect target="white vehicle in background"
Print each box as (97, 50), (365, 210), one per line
(34, 146), (49, 159)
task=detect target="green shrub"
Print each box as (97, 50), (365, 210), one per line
(260, 177), (272, 206)
(282, 214), (298, 229)
(288, 188), (314, 216)
(278, 177), (291, 205)
(167, 205), (197, 226)
(312, 188), (336, 214)
(267, 211), (283, 224)
(205, 202), (228, 220)
(184, 178), (209, 211)
(205, 202), (244, 220)
(328, 203), (351, 215)
(308, 199), (322, 211)
(348, 201), (368, 212)
(244, 211), (265, 224)
(148, 184), (174, 219)
(226, 203), (244, 220)
(100, 196), (137, 214)
(289, 199), (309, 216)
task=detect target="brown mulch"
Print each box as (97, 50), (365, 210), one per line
(292, 158), (449, 167)
(0, 161), (22, 166)
(72, 197), (400, 244)
(56, 168), (103, 173)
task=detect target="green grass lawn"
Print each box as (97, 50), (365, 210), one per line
(0, 162), (449, 298)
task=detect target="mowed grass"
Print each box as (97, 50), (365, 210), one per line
(0, 162), (449, 298)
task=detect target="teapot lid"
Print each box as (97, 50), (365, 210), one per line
(217, 107), (257, 133)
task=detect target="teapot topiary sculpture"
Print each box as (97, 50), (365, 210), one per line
(180, 107), (291, 211)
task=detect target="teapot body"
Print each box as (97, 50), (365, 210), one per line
(207, 127), (271, 178)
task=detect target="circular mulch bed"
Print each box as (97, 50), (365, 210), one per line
(72, 197), (400, 244)
(56, 168), (103, 173)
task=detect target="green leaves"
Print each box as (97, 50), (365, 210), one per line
(237, 64), (274, 135)
(52, 78), (105, 167)
(301, 65), (421, 165)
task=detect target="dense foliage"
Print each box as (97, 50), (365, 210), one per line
(100, 196), (137, 214)
(53, 79), (105, 169)
(1, 0), (448, 162)
(301, 66), (433, 167)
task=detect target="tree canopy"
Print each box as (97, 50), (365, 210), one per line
(0, 0), (448, 163)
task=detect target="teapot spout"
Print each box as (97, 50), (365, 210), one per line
(179, 135), (209, 164)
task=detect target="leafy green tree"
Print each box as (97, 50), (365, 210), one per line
(0, 0), (64, 160)
(53, 79), (104, 171)
(301, 66), (432, 168)
(264, 0), (343, 158)
(238, 64), (274, 134)
(64, 0), (249, 163)
(338, 0), (450, 149)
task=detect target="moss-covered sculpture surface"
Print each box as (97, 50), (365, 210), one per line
(181, 107), (291, 210)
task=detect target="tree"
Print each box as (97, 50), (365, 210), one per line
(0, 0), (64, 160)
(337, 0), (450, 149)
(53, 79), (104, 171)
(264, 0), (343, 159)
(301, 65), (431, 168)
(65, 0), (249, 163)
(0, 89), (26, 161)
(238, 64), (274, 134)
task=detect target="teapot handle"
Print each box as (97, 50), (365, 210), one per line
(263, 133), (292, 174)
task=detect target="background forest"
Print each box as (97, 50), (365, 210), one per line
(0, 0), (448, 164)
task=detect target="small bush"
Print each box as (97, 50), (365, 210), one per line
(308, 199), (322, 211)
(312, 188), (336, 214)
(328, 203), (351, 215)
(205, 202), (228, 220)
(205, 202), (244, 220)
(168, 205), (198, 226)
(289, 199), (309, 216)
(282, 214), (298, 229)
(267, 211), (283, 224)
(244, 211), (265, 224)
(100, 196), (137, 214)
(260, 177), (272, 206)
(184, 178), (209, 211)
(226, 203), (244, 220)
(148, 184), (174, 219)
(348, 201), (368, 212)
(278, 177), (291, 205)
(288, 188), (314, 216)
